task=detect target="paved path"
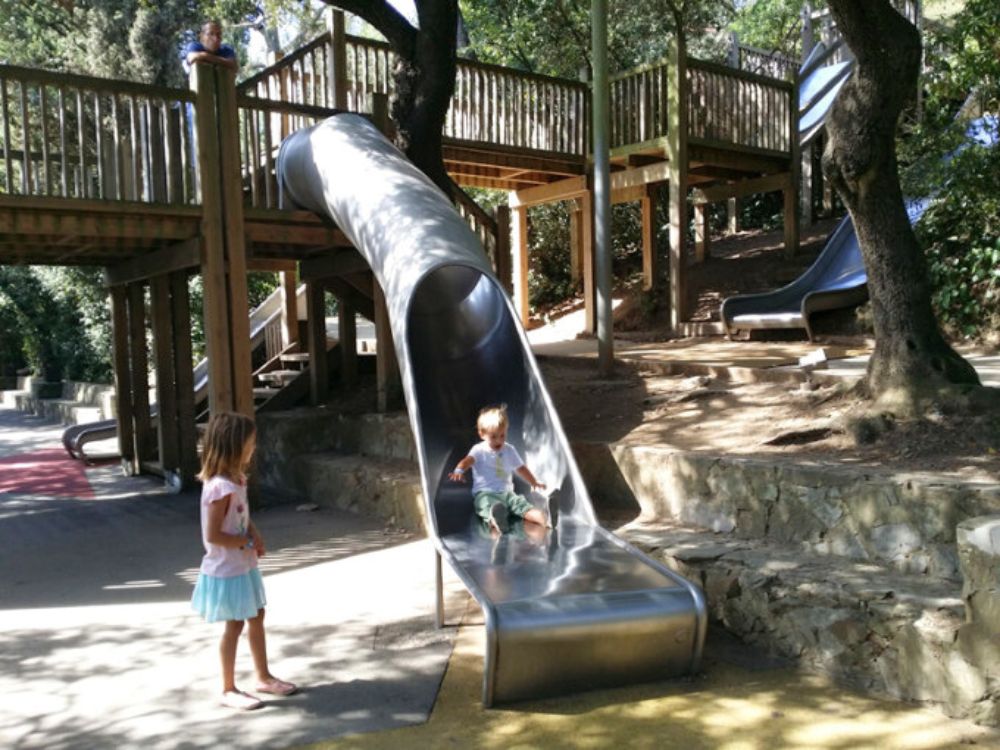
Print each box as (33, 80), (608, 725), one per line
(4, 404), (999, 750)
(0, 405), (466, 750)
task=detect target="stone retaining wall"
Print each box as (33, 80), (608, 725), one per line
(574, 442), (1000, 581)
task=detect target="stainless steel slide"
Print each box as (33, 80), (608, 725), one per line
(277, 114), (706, 706)
(722, 39), (862, 339)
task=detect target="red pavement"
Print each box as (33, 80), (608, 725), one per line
(0, 448), (94, 498)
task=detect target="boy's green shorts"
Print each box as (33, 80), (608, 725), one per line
(474, 490), (534, 521)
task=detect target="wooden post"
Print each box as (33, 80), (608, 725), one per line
(727, 197), (739, 234)
(666, 35), (690, 329)
(170, 271), (199, 486)
(150, 275), (181, 476)
(373, 277), (400, 413)
(581, 189), (596, 334)
(109, 284), (136, 473)
(328, 9), (348, 109)
(126, 281), (154, 464)
(191, 63), (233, 414)
(338, 296), (358, 387)
(280, 270), (299, 348)
(569, 198), (583, 286)
(494, 205), (513, 295)
(784, 73), (801, 259)
(694, 202), (710, 264)
(641, 184), (661, 288)
(511, 203), (530, 324)
(305, 280), (328, 405)
(215, 66), (253, 417)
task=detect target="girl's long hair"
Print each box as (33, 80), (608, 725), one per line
(198, 411), (256, 482)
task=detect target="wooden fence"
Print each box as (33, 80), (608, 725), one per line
(0, 64), (197, 204)
(236, 94), (340, 209)
(609, 61), (669, 150)
(686, 60), (793, 155)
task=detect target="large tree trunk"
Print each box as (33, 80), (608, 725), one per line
(327, 0), (456, 193)
(823, 0), (979, 411)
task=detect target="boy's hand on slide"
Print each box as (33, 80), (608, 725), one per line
(448, 471), (466, 482)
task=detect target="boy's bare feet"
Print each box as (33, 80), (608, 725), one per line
(222, 689), (263, 710)
(489, 502), (509, 533)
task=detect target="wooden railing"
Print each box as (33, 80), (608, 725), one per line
(239, 34), (334, 110)
(236, 94), (341, 209)
(0, 65), (197, 203)
(686, 60), (793, 155)
(609, 61), (669, 150)
(734, 44), (799, 81)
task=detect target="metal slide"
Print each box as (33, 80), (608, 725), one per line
(722, 40), (862, 339)
(277, 114), (706, 706)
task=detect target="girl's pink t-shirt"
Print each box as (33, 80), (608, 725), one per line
(199, 476), (257, 578)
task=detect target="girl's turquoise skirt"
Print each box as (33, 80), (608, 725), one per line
(191, 568), (266, 622)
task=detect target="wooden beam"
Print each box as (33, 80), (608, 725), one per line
(104, 237), (200, 286)
(581, 190), (596, 334)
(641, 185), (660, 290)
(150, 275), (180, 475)
(126, 281), (154, 464)
(298, 248), (369, 282)
(569, 199), (583, 285)
(192, 63), (232, 415)
(691, 172), (790, 205)
(688, 142), (788, 175)
(246, 259), (297, 273)
(511, 205), (529, 323)
(694, 203), (710, 264)
(169, 271), (199, 486)
(494, 206), (513, 295)
(0, 207), (198, 241)
(280, 270), (299, 348)
(325, 276), (375, 321)
(609, 160), (670, 193)
(373, 277), (401, 413)
(109, 285), (135, 470)
(510, 175), (587, 208)
(216, 65), (253, 418)
(337, 296), (358, 387)
(305, 281), (328, 405)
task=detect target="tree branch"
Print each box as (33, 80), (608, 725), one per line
(324, 0), (417, 57)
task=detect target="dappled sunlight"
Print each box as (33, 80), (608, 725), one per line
(303, 613), (998, 750)
(1, 536), (467, 748)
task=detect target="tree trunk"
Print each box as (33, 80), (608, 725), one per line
(390, 1), (457, 192)
(823, 0), (979, 411)
(327, 0), (456, 193)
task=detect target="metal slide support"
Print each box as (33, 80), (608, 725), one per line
(591, 0), (614, 375)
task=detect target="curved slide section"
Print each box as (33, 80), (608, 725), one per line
(277, 114), (706, 706)
(723, 114), (998, 339)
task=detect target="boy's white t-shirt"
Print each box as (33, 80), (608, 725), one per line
(469, 441), (524, 494)
(199, 476), (257, 578)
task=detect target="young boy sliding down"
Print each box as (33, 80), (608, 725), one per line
(448, 405), (550, 533)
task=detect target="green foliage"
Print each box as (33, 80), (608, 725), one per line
(0, 1), (264, 85)
(914, 143), (1000, 339)
(460, 0), (732, 78)
(898, 0), (1000, 340)
(0, 266), (111, 381)
(731, 0), (813, 57)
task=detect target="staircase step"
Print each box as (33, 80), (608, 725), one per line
(619, 519), (995, 723)
(253, 386), (281, 401)
(297, 453), (426, 532)
(257, 369), (301, 386)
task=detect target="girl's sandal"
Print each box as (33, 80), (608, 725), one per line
(256, 677), (297, 696)
(221, 690), (263, 710)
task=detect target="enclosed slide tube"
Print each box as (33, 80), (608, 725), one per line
(277, 114), (706, 706)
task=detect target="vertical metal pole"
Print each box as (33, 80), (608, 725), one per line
(591, 0), (613, 375)
(435, 549), (445, 629)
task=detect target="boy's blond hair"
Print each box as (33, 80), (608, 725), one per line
(477, 405), (508, 435)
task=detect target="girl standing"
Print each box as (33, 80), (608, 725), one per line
(191, 412), (296, 710)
